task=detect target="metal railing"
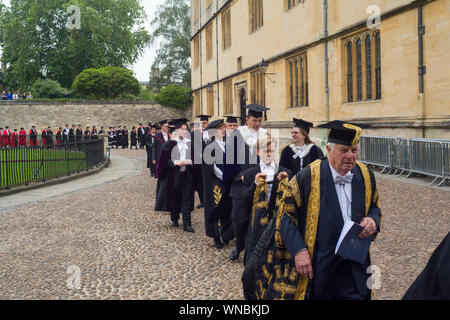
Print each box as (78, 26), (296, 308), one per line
(0, 137), (105, 190)
(359, 136), (450, 187)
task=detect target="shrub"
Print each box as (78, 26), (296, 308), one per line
(155, 84), (192, 109)
(30, 79), (66, 99)
(72, 67), (141, 99)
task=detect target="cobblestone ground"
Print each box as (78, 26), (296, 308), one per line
(0, 149), (448, 300)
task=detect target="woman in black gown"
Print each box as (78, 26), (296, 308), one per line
(279, 118), (324, 176)
(130, 126), (138, 149)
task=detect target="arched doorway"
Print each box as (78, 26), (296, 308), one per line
(239, 88), (247, 125)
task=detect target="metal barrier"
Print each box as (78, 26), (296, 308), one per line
(0, 137), (105, 190)
(359, 136), (449, 187)
(358, 136), (394, 174)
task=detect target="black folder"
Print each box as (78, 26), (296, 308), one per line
(335, 221), (374, 264)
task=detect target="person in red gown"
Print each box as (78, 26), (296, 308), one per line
(10, 129), (18, 148)
(3, 126), (11, 147)
(19, 127), (27, 147)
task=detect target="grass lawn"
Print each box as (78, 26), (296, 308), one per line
(0, 148), (87, 189)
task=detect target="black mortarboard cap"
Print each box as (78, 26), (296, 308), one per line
(197, 114), (212, 122)
(293, 118), (314, 134)
(245, 104), (270, 119)
(206, 119), (224, 130)
(159, 119), (169, 126)
(224, 115), (239, 124)
(173, 118), (189, 129)
(317, 120), (371, 146)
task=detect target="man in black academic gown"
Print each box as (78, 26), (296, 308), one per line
(154, 119), (195, 232)
(152, 120), (171, 172)
(137, 123), (145, 149)
(145, 124), (156, 177)
(225, 115), (239, 136)
(223, 104), (270, 261)
(192, 114), (211, 209)
(46, 126), (53, 148)
(76, 124), (83, 148)
(203, 119), (234, 249)
(68, 125), (75, 148)
(122, 126), (129, 149)
(279, 120), (382, 300)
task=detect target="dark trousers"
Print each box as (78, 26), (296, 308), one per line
(231, 197), (250, 253)
(309, 260), (369, 300)
(170, 172), (193, 227)
(207, 216), (234, 242)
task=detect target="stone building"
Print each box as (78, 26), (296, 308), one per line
(190, 0), (450, 142)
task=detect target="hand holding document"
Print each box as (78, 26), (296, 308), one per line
(335, 220), (375, 264)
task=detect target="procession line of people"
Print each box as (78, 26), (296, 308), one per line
(0, 125), (105, 149)
(146, 105), (382, 300)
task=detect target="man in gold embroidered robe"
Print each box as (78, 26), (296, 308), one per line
(280, 121), (382, 300)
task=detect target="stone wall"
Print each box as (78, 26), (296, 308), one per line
(0, 100), (192, 130)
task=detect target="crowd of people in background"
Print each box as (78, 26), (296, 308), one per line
(0, 124), (106, 149)
(1, 91), (33, 100)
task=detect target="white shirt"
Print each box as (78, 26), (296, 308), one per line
(258, 160), (276, 200)
(329, 163), (353, 222)
(174, 138), (190, 172)
(162, 132), (168, 142)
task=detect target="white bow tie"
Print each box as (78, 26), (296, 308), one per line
(334, 173), (354, 185)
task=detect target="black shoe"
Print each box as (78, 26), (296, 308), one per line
(196, 203), (204, 209)
(214, 238), (224, 249)
(171, 221), (179, 227)
(223, 239), (230, 245)
(229, 249), (240, 261)
(183, 226), (195, 233)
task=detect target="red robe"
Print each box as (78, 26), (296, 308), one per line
(10, 132), (18, 148)
(19, 130), (27, 147)
(2, 129), (10, 146)
(0, 131), (3, 147)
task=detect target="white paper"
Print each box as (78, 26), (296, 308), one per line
(335, 220), (355, 255)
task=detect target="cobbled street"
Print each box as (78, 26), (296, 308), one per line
(0, 149), (448, 300)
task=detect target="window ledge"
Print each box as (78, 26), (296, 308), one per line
(287, 106), (309, 110)
(342, 99), (382, 106)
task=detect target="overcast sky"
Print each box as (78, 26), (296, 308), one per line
(0, 0), (167, 82)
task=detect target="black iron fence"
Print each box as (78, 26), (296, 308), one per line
(0, 136), (105, 190)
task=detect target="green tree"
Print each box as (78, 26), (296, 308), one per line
(72, 66), (140, 99)
(0, 0), (150, 89)
(149, 0), (191, 90)
(155, 84), (192, 109)
(30, 79), (66, 99)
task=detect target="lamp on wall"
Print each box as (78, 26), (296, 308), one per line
(206, 82), (214, 93)
(258, 58), (275, 83)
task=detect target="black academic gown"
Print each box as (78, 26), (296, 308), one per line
(223, 127), (262, 253)
(76, 128), (83, 143)
(242, 163), (292, 264)
(202, 139), (234, 242)
(279, 143), (324, 176)
(191, 130), (205, 205)
(280, 159), (382, 300)
(403, 232), (450, 300)
(152, 132), (168, 165)
(144, 132), (155, 170)
(154, 139), (194, 225)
